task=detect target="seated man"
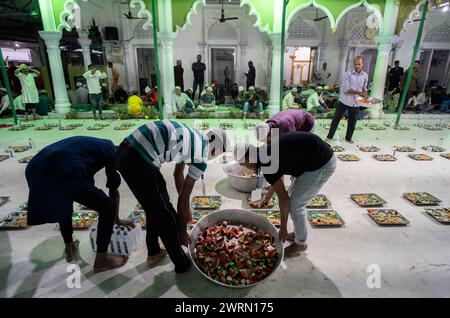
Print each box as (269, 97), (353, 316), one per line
(114, 85), (129, 104)
(197, 87), (216, 111)
(431, 86), (446, 111)
(412, 89), (433, 113)
(0, 88), (10, 116)
(440, 93), (450, 113)
(173, 86), (194, 113)
(143, 86), (158, 107)
(282, 87), (300, 110)
(234, 86), (245, 109)
(37, 89), (55, 115)
(243, 86), (263, 119)
(306, 87), (328, 114)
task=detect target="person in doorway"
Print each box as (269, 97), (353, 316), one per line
(76, 82), (89, 104)
(37, 90), (54, 115)
(224, 66), (231, 91)
(25, 136), (134, 271)
(143, 86), (158, 107)
(243, 86), (263, 119)
(230, 83), (239, 100)
(174, 60), (184, 91)
(387, 60), (404, 92)
(192, 54), (206, 100)
(234, 132), (336, 256)
(326, 56), (368, 143)
(117, 121), (228, 272)
(407, 88), (432, 113)
(114, 85), (129, 104)
(173, 86), (194, 113)
(244, 61), (256, 91)
(314, 62), (331, 86)
(14, 64), (40, 120)
(198, 87), (216, 111)
(399, 60), (421, 112)
(108, 62), (120, 93)
(83, 64), (107, 120)
(282, 87), (301, 109)
(254, 109), (315, 142)
(67, 84), (81, 105)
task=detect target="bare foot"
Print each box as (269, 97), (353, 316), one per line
(65, 240), (80, 262)
(284, 243), (308, 257)
(147, 249), (167, 266)
(93, 253), (128, 273)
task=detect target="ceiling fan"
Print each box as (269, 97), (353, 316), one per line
(123, 0), (147, 19)
(313, 8), (328, 21)
(212, 0), (239, 22)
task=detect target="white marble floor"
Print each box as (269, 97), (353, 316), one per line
(0, 118), (449, 298)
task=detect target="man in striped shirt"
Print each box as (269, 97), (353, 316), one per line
(117, 121), (228, 273)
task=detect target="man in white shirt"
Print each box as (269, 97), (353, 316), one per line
(326, 56), (368, 143)
(14, 64), (40, 120)
(173, 86), (194, 113)
(76, 82), (89, 104)
(314, 63), (331, 86)
(282, 87), (300, 109)
(83, 64), (107, 120)
(307, 86), (328, 114)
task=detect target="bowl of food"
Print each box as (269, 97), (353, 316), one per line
(223, 162), (266, 193)
(356, 97), (382, 107)
(189, 209), (284, 288)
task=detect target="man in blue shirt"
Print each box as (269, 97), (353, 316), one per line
(117, 121), (228, 273)
(25, 136), (134, 272)
(326, 56), (368, 143)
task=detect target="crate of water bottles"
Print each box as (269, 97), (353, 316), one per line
(89, 222), (142, 256)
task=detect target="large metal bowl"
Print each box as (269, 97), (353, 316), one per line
(189, 209), (284, 288)
(223, 162), (266, 193)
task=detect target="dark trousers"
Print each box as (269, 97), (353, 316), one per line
(192, 78), (204, 101)
(327, 102), (358, 141)
(117, 143), (190, 273)
(59, 183), (115, 253)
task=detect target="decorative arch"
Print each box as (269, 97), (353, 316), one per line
(134, 20), (154, 38)
(208, 21), (238, 41)
(334, 0), (383, 34)
(174, 0), (206, 34)
(240, 0), (272, 35)
(287, 16), (320, 41)
(58, 0), (88, 32)
(130, 0), (152, 30)
(423, 19), (450, 43)
(286, 0), (335, 31)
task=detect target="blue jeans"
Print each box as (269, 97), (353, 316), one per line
(89, 93), (103, 111)
(289, 155), (336, 245)
(243, 101), (263, 113)
(441, 100), (450, 113)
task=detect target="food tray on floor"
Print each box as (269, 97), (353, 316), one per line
(252, 210), (281, 227)
(127, 210), (146, 229)
(0, 196), (10, 207)
(192, 196), (222, 209)
(424, 127), (442, 131)
(338, 154), (361, 161)
(18, 155), (34, 163)
(8, 126), (26, 131)
(408, 154), (433, 161)
(351, 193), (386, 207)
(307, 194), (331, 209)
(369, 126), (386, 131)
(359, 146), (380, 152)
(367, 209), (409, 225)
(190, 210), (212, 228)
(59, 125), (77, 130)
(394, 126), (409, 130)
(0, 155), (9, 162)
(373, 154), (397, 161)
(35, 126), (53, 130)
(86, 125), (104, 130)
(0, 212), (28, 229)
(425, 208), (450, 224)
(331, 146), (345, 152)
(308, 210), (344, 226)
(403, 192), (441, 206)
(219, 123), (233, 130)
(20, 201), (28, 211)
(421, 145), (446, 152)
(72, 211), (98, 229)
(196, 123), (209, 130)
(440, 153), (450, 159)
(395, 146), (415, 152)
(6, 146), (30, 153)
(247, 196), (278, 209)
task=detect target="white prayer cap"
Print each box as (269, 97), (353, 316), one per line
(76, 82), (82, 87)
(291, 87), (298, 93)
(145, 86), (152, 93)
(174, 86), (181, 91)
(317, 86), (323, 90)
(207, 87), (213, 92)
(249, 86), (255, 91)
(238, 86), (244, 92)
(254, 123), (270, 142)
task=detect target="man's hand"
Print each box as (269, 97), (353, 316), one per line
(115, 218), (136, 230)
(279, 226), (288, 242)
(180, 230), (191, 247)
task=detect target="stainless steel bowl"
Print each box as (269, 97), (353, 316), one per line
(189, 209), (284, 288)
(223, 162), (266, 193)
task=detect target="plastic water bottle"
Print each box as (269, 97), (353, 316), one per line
(90, 228), (97, 250)
(28, 138), (33, 149)
(427, 145), (432, 153)
(114, 230), (122, 254)
(8, 146), (13, 158)
(122, 231), (130, 255)
(411, 138), (416, 148)
(392, 146), (397, 158)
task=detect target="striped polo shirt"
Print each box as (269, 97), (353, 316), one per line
(126, 121), (208, 180)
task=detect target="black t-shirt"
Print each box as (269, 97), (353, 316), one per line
(260, 132), (333, 185)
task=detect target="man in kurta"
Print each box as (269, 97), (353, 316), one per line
(14, 64), (40, 120)
(84, 64), (108, 120)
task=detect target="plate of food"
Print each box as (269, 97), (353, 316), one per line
(127, 210), (147, 229)
(351, 193), (386, 207)
(59, 125), (77, 130)
(367, 209), (409, 226)
(373, 154), (397, 161)
(403, 192), (441, 206)
(35, 126), (53, 131)
(247, 196), (278, 209)
(306, 194), (331, 209)
(196, 123), (209, 130)
(18, 155), (34, 163)
(252, 210), (281, 227)
(0, 196), (10, 207)
(421, 145), (446, 152)
(0, 155), (9, 162)
(192, 196), (222, 210)
(135, 202), (144, 211)
(338, 154), (361, 161)
(424, 126), (442, 131)
(0, 212), (28, 229)
(189, 210), (282, 288)
(219, 123), (233, 130)
(440, 153), (450, 160)
(308, 210), (344, 226)
(396, 146), (415, 152)
(86, 125), (104, 130)
(72, 211), (99, 229)
(331, 146), (345, 152)
(0, 123), (14, 128)
(356, 97), (381, 106)
(369, 126), (386, 131)
(113, 125), (132, 130)
(359, 146), (380, 152)
(425, 208), (450, 224)
(6, 146), (30, 153)
(190, 210), (211, 228)
(394, 126), (410, 131)
(22, 123), (35, 128)
(408, 154), (433, 161)
(8, 125), (26, 131)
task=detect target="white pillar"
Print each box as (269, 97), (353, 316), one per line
(422, 49), (434, 90)
(122, 40), (136, 93)
(239, 42), (248, 85)
(159, 32), (176, 118)
(39, 31), (71, 113)
(268, 33), (282, 115)
(77, 31), (91, 72)
(317, 42), (328, 71)
(337, 40), (349, 85)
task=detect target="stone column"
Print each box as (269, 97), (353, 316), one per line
(337, 40), (349, 86)
(268, 33), (282, 115)
(239, 42), (248, 86)
(77, 31), (91, 72)
(159, 32), (177, 118)
(371, 40), (392, 99)
(39, 31), (71, 113)
(317, 42), (328, 72)
(122, 40), (136, 93)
